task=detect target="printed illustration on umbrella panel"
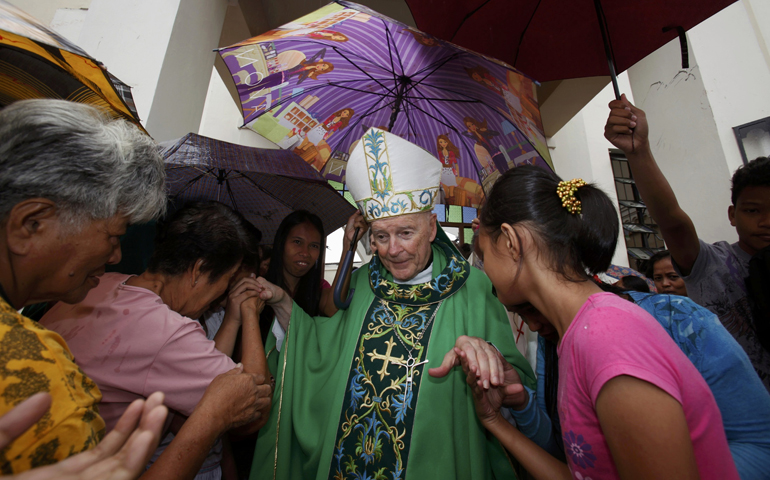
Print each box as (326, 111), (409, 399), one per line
(255, 28), (351, 44)
(218, 1), (554, 210)
(401, 27), (440, 47)
(235, 47), (334, 105)
(435, 134), (483, 207)
(465, 65), (547, 158)
(291, 106), (356, 170)
(460, 116), (504, 192)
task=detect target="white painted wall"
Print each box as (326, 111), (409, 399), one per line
(7, 0), (90, 26)
(548, 74), (634, 267)
(49, 7), (87, 43)
(687, 0), (770, 173)
(75, 0), (182, 123)
(198, 66), (280, 148)
(143, 0), (229, 141)
(72, 0), (229, 141)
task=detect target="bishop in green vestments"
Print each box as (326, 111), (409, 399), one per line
(251, 129), (536, 480)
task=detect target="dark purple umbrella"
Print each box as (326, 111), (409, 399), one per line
(217, 1), (553, 209)
(161, 132), (356, 244)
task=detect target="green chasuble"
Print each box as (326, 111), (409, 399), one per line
(252, 236), (536, 480)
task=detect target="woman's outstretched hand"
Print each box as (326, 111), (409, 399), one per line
(1, 392), (167, 480)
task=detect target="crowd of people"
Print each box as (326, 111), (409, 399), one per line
(0, 95), (768, 480)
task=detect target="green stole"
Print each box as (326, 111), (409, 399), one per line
(329, 237), (467, 480)
(253, 238), (536, 480)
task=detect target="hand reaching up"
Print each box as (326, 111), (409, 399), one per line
(343, 211), (369, 251)
(604, 93), (650, 154)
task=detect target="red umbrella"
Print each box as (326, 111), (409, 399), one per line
(406, 0), (737, 97)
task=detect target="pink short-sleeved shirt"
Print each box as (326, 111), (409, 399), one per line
(557, 293), (738, 480)
(41, 273), (236, 432)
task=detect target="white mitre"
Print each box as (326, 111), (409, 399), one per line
(347, 128), (441, 222)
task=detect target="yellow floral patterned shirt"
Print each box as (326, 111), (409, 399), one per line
(0, 297), (105, 473)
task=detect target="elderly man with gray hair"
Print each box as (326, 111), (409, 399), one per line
(0, 99), (167, 473)
(0, 100), (275, 480)
(251, 128), (536, 480)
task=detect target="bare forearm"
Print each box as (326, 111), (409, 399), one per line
(272, 295), (294, 332)
(625, 144), (699, 271)
(240, 309), (268, 379)
(141, 410), (222, 480)
(238, 307), (271, 433)
(212, 317), (240, 357)
(485, 416), (571, 480)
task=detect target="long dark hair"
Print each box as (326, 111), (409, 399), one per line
(480, 165), (619, 282)
(260, 210), (326, 339)
(543, 339), (560, 439)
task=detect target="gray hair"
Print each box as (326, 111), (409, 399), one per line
(0, 99), (166, 227)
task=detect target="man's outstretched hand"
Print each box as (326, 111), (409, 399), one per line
(429, 336), (528, 427)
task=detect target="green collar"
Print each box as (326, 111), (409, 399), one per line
(368, 235), (470, 305)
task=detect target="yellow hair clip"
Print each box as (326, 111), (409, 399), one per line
(556, 178), (587, 215)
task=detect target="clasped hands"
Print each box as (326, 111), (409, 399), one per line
(222, 275), (287, 323)
(429, 335), (529, 427)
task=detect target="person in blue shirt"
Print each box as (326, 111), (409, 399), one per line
(508, 290), (770, 480)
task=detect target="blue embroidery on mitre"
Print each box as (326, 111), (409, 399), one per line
(353, 129), (439, 222)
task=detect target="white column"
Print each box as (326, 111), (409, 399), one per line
(77, 0), (229, 141)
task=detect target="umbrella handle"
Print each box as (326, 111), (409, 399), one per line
(333, 227), (360, 310)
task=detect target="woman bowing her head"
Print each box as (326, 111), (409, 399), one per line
(431, 165), (740, 479)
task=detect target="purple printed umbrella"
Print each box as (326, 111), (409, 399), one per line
(218, 1), (553, 208)
(161, 132), (356, 244)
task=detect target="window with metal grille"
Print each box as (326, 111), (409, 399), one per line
(610, 149), (665, 272)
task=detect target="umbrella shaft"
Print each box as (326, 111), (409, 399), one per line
(593, 0), (621, 100)
(387, 79), (410, 132)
